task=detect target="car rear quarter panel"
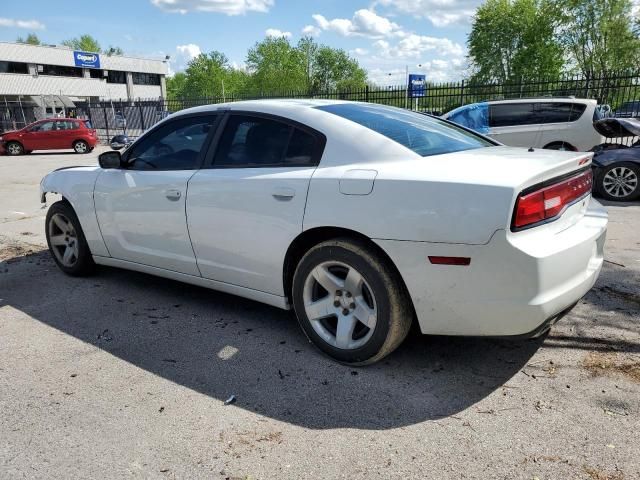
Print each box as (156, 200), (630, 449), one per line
(304, 155), (515, 245)
(41, 167), (109, 256)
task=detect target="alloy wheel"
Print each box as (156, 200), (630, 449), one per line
(74, 142), (88, 153)
(48, 213), (79, 267)
(603, 166), (638, 198)
(302, 261), (377, 350)
(7, 143), (22, 155)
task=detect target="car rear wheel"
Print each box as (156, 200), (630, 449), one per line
(73, 140), (89, 154)
(45, 201), (95, 276)
(292, 238), (413, 365)
(6, 141), (23, 155)
(596, 162), (640, 201)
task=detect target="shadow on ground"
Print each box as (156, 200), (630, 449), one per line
(0, 248), (598, 430)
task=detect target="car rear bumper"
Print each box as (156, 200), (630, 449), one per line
(374, 197), (607, 336)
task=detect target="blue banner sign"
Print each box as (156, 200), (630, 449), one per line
(73, 51), (101, 69)
(408, 74), (426, 97)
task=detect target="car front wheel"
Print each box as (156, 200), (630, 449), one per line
(45, 201), (95, 276)
(6, 141), (24, 155)
(292, 238), (413, 365)
(596, 163), (640, 201)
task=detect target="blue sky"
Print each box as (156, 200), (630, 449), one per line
(0, 0), (483, 84)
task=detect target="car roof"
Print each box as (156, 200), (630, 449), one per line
(177, 98), (351, 116)
(486, 97), (596, 105)
(36, 117), (85, 122)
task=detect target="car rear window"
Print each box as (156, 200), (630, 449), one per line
(316, 103), (493, 157)
(83, 120), (93, 129)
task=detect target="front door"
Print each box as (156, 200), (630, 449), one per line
(187, 113), (324, 295)
(94, 113), (219, 275)
(21, 120), (57, 150)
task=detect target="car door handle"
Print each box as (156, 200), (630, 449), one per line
(272, 187), (295, 200)
(165, 189), (182, 201)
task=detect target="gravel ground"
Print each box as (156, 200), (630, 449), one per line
(1, 149), (638, 480)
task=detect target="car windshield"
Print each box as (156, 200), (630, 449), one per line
(317, 103), (494, 157)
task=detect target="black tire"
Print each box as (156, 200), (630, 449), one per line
(292, 238), (413, 365)
(45, 200), (95, 276)
(5, 141), (24, 156)
(73, 140), (89, 154)
(595, 162), (640, 201)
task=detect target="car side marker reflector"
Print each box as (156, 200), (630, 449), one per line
(428, 256), (471, 266)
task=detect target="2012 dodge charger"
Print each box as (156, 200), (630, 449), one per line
(40, 100), (607, 364)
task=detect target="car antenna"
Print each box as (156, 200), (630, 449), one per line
(529, 103), (545, 152)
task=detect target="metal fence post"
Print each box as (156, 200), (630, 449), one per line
(459, 80), (465, 107)
(365, 85), (369, 103)
(103, 107), (110, 144)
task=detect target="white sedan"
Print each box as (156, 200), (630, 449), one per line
(40, 100), (607, 365)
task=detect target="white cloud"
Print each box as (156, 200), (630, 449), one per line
(351, 47), (369, 56)
(302, 24), (321, 37)
(150, 0), (274, 15)
(312, 9), (404, 39)
(265, 28), (292, 39)
(0, 17), (45, 30)
(378, 0), (481, 27)
(374, 34), (464, 59)
(169, 43), (202, 75)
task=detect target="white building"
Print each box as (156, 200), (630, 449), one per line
(0, 41), (168, 104)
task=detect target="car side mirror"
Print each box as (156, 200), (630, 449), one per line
(99, 151), (122, 169)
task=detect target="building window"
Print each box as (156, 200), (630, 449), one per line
(38, 64), (83, 77)
(0, 61), (29, 74)
(89, 69), (105, 79)
(132, 72), (161, 85)
(106, 70), (127, 84)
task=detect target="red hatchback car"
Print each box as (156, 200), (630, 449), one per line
(0, 118), (98, 155)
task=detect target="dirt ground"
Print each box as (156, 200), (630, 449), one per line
(1, 149), (638, 480)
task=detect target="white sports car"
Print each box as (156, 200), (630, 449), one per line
(40, 100), (607, 365)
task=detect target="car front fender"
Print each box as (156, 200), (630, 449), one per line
(41, 167), (110, 257)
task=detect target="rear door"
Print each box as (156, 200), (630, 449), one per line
(187, 112), (325, 295)
(94, 113), (219, 275)
(54, 120), (77, 149)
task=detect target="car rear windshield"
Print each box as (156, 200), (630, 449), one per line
(83, 120), (93, 129)
(316, 103), (494, 157)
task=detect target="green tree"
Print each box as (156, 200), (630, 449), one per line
(181, 51), (248, 98)
(246, 37), (307, 92)
(166, 72), (187, 99)
(16, 33), (42, 45)
(556, 0), (640, 77)
(468, 0), (563, 82)
(61, 34), (102, 53)
(310, 45), (367, 91)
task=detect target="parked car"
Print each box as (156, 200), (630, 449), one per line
(0, 118), (97, 155)
(443, 98), (605, 151)
(110, 134), (132, 151)
(40, 100), (607, 364)
(114, 112), (127, 129)
(590, 117), (640, 201)
(613, 100), (640, 118)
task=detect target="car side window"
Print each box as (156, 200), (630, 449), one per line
(489, 103), (537, 127)
(536, 103), (586, 123)
(126, 115), (217, 171)
(55, 121), (78, 130)
(213, 115), (292, 168)
(31, 121), (56, 132)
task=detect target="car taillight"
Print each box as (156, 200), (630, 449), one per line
(512, 169), (593, 230)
